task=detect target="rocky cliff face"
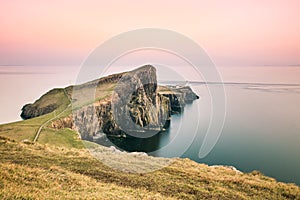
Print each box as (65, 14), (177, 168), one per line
(21, 103), (58, 120)
(22, 65), (198, 140)
(158, 85), (199, 114)
(71, 65), (172, 140)
(20, 88), (69, 120)
(111, 65), (171, 136)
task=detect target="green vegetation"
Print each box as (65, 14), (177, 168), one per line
(38, 128), (83, 149)
(0, 112), (57, 142)
(27, 88), (70, 111)
(20, 88), (70, 120)
(71, 82), (116, 110)
(0, 100), (72, 144)
(0, 110), (81, 149)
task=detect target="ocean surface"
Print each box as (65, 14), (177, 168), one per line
(1, 65), (300, 185)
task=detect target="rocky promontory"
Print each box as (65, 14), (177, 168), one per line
(21, 65), (199, 140)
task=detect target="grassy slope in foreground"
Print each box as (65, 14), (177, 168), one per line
(0, 136), (299, 200)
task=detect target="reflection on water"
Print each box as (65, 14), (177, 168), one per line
(97, 82), (300, 185)
(95, 132), (162, 152)
(189, 83), (300, 186)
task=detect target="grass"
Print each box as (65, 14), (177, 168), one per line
(0, 136), (299, 199)
(71, 82), (116, 110)
(31, 88), (70, 111)
(0, 105), (81, 150)
(0, 104), (72, 137)
(38, 127), (83, 149)
(0, 113), (55, 142)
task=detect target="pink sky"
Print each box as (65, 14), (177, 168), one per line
(0, 0), (299, 66)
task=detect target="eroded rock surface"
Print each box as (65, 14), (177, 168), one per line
(22, 65), (199, 140)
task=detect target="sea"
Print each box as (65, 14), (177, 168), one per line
(1, 65), (300, 185)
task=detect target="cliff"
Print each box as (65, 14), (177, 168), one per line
(20, 65), (199, 140)
(20, 88), (69, 120)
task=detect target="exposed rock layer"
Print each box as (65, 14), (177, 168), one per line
(21, 89), (66, 120)
(21, 65), (199, 140)
(72, 65), (174, 139)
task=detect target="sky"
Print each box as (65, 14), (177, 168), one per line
(0, 0), (300, 67)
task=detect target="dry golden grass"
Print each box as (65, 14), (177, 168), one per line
(0, 136), (299, 200)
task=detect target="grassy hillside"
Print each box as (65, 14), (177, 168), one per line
(0, 136), (299, 199)
(0, 101), (81, 149)
(0, 86), (73, 143)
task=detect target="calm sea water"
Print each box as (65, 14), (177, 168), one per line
(1, 66), (300, 185)
(187, 83), (300, 186)
(105, 82), (300, 185)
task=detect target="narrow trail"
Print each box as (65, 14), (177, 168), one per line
(33, 89), (72, 143)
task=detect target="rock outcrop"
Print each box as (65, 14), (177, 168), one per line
(72, 65), (173, 139)
(158, 85), (199, 114)
(20, 89), (66, 120)
(21, 103), (58, 120)
(22, 65), (199, 140)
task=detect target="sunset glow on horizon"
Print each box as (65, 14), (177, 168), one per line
(0, 0), (299, 66)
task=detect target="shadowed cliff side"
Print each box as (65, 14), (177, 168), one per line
(20, 65), (199, 140)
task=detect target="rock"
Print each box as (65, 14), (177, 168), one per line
(22, 139), (33, 145)
(109, 146), (121, 153)
(20, 88), (65, 120)
(51, 115), (73, 129)
(111, 65), (171, 136)
(159, 85), (199, 114)
(24, 65), (199, 140)
(130, 152), (148, 156)
(21, 103), (58, 120)
(70, 65), (173, 139)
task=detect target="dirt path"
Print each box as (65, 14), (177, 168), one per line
(33, 89), (72, 143)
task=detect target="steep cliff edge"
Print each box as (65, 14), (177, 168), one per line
(21, 65), (199, 140)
